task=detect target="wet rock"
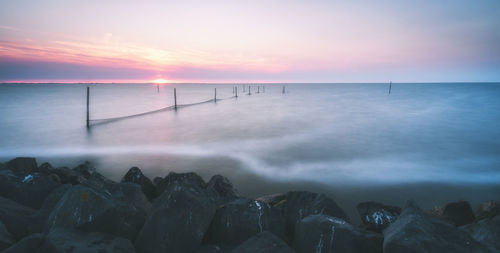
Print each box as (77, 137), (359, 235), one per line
(155, 172), (207, 195)
(476, 200), (500, 220)
(232, 231), (295, 253)
(461, 215), (500, 252)
(206, 175), (238, 198)
(1, 233), (44, 253)
(0, 196), (36, 240)
(0, 220), (14, 251)
(356, 201), (401, 233)
(37, 162), (54, 174)
(135, 181), (216, 253)
(45, 183), (151, 241)
(121, 166), (156, 200)
(41, 228), (135, 253)
(294, 214), (382, 253)
(0, 169), (61, 209)
(258, 191), (349, 242)
(205, 198), (285, 246)
(442, 200), (476, 226)
(72, 161), (96, 178)
(383, 200), (491, 253)
(4, 157), (37, 175)
(49, 166), (86, 185)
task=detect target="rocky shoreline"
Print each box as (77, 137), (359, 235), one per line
(0, 157), (499, 253)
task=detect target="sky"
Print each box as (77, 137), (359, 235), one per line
(0, 0), (499, 83)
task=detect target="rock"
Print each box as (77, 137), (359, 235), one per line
(356, 201), (401, 233)
(258, 191), (349, 242)
(206, 175), (238, 198)
(121, 167), (156, 200)
(383, 200), (491, 253)
(0, 169), (61, 209)
(153, 176), (162, 185)
(205, 198), (285, 246)
(442, 200), (476, 226)
(4, 157), (37, 175)
(1, 233), (44, 253)
(155, 172), (206, 195)
(196, 245), (231, 253)
(294, 214), (383, 253)
(0, 220), (14, 251)
(72, 161), (96, 178)
(135, 181), (216, 253)
(41, 228), (135, 253)
(37, 162), (54, 174)
(0, 196), (37, 240)
(45, 183), (151, 241)
(49, 166), (86, 185)
(476, 201), (500, 220)
(232, 231), (295, 253)
(461, 215), (500, 251)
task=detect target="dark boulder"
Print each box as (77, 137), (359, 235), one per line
(383, 200), (491, 253)
(476, 200), (500, 220)
(232, 231), (295, 253)
(45, 183), (151, 241)
(72, 161), (96, 178)
(206, 175), (238, 198)
(442, 200), (476, 226)
(155, 172), (206, 195)
(1, 233), (44, 253)
(4, 157), (37, 175)
(41, 228), (135, 253)
(121, 166), (156, 200)
(0, 196), (37, 240)
(461, 215), (500, 252)
(294, 214), (382, 253)
(258, 191), (349, 242)
(205, 198), (285, 246)
(356, 201), (401, 233)
(0, 220), (14, 251)
(49, 166), (86, 185)
(135, 181), (216, 253)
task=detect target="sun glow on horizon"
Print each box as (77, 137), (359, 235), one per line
(151, 78), (168, 84)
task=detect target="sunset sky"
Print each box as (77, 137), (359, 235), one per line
(1, 0), (499, 83)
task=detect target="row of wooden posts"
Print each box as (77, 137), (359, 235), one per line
(87, 85), (287, 127)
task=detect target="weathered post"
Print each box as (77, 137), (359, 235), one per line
(174, 88), (177, 110)
(257, 86), (260, 93)
(263, 86), (265, 93)
(86, 87), (90, 127)
(243, 85), (245, 92)
(248, 86), (251, 95)
(235, 87), (238, 97)
(214, 88), (217, 102)
(157, 84), (159, 93)
(282, 85), (285, 94)
(389, 81), (392, 95)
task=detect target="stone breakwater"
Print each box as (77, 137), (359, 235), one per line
(0, 157), (499, 253)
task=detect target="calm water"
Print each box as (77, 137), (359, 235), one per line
(1, 83), (500, 213)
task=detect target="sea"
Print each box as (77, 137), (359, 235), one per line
(1, 82), (499, 219)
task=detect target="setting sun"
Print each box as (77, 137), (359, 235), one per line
(151, 78), (168, 84)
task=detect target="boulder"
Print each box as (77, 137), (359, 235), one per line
(41, 228), (135, 253)
(155, 172), (206, 195)
(1, 233), (44, 253)
(476, 201), (500, 220)
(232, 231), (295, 253)
(45, 183), (151, 241)
(0, 169), (61, 209)
(442, 201), (476, 226)
(258, 191), (349, 241)
(72, 161), (96, 178)
(383, 200), (491, 253)
(0, 196), (37, 240)
(135, 181), (216, 253)
(461, 215), (500, 252)
(49, 166), (86, 185)
(205, 198), (285, 246)
(206, 175), (238, 198)
(0, 220), (14, 251)
(356, 201), (401, 233)
(294, 214), (382, 253)
(4, 157), (37, 175)
(121, 167), (156, 200)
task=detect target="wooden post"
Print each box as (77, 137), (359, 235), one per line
(389, 81), (392, 95)
(282, 86), (285, 94)
(235, 87), (238, 97)
(263, 86), (265, 93)
(248, 86), (251, 95)
(157, 84), (159, 93)
(86, 87), (90, 127)
(257, 86), (260, 93)
(214, 88), (217, 102)
(243, 85), (245, 92)
(174, 88), (177, 109)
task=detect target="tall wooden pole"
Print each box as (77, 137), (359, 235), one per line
(248, 86), (251, 95)
(174, 88), (177, 109)
(157, 84), (159, 93)
(86, 87), (90, 127)
(282, 85), (285, 94)
(257, 86), (260, 93)
(235, 87), (238, 97)
(214, 88), (217, 102)
(389, 81), (392, 95)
